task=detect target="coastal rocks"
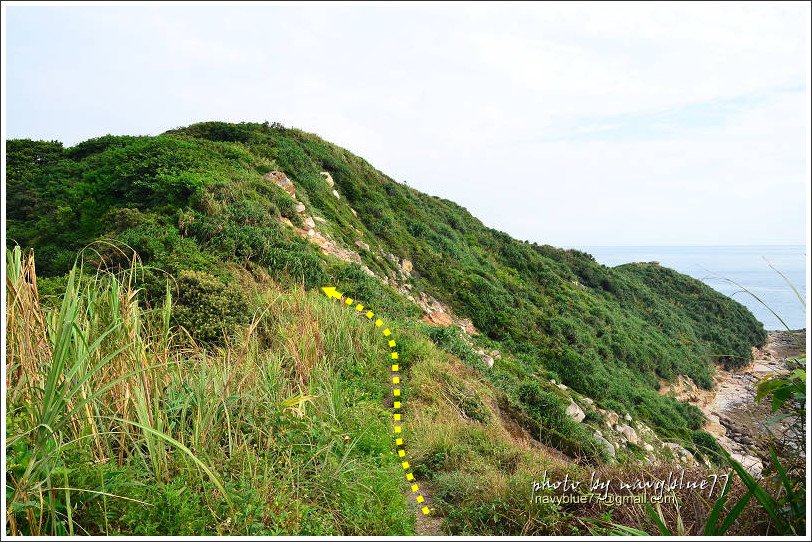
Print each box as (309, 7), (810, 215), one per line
(594, 431), (616, 459)
(731, 453), (764, 478)
(320, 171), (335, 187)
(566, 401), (586, 423)
(264, 171), (296, 197)
(423, 310), (453, 327)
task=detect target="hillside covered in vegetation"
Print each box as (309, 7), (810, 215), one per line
(6, 122), (769, 535)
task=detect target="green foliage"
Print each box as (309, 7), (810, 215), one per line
(7, 121), (766, 452)
(515, 382), (606, 462)
(172, 270), (251, 344)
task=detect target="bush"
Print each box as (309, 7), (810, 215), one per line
(172, 270), (251, 344)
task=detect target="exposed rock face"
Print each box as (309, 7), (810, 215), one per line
(566, 401), (586, 423)
(309, 232), (362, 264)
(304, 216), (316, 229)
(350, 208), (358, 217)
(458, 318), (477, 335)
(320, 171), (335, 187)
(355, 240), (370, 251)
(557, 383), (568, 391)
(332, 189), (340, 199)
(294, 202), (306, 213)
(664, 442), (695, 465)
(605, 411), (619, 428)
(483, 355), (494, 368)
(731, 453), (763, 478)
(264, 171), (296, 197)
(313, 216), (326, 224)
(401, 259), (413, 274)
(423, 310), (453, 327)
(616, 424), (639, 445)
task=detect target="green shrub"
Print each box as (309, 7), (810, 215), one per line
(172, 270), (251, 344)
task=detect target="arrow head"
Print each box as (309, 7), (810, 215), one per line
(321, 286), (342, 299)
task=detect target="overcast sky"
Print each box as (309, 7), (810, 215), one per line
(4, 2), (810, 246)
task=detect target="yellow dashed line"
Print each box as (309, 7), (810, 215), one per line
(323, 287), (429, 516)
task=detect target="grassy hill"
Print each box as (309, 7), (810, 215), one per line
(5, 121), (768, 535)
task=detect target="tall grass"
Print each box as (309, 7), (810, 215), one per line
(5, 247), (412, 535)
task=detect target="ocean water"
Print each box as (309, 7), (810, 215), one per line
(576, 245), (807, 331)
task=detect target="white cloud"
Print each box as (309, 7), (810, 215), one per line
(4, 2), (809, 245)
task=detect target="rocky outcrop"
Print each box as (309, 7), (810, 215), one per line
(615, 423), (639, 445)
(309, 232), (362, 264)
(265, 171), (296, 197)
(594, 431), (616, 459)
(664, 331), (805, 478)
(566, 401), (586, 423)
(320, 171), (335, 187)
(423, 310), (453, 327)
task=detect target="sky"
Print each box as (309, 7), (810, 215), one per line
(3, 2), (810, 247)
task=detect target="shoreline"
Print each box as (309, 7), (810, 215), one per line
(661, 330), (806, 477)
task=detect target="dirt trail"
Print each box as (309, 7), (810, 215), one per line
(409, 485), (444, 536)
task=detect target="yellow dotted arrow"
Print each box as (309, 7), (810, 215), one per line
(321, 285), (430, 516)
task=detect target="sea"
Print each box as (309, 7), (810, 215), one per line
(575, 245), (808, 331)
